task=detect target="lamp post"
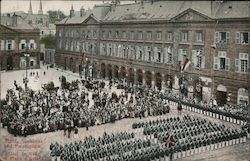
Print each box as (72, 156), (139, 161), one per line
(90, 43), (94, 80)
(23, 50), (30, 90)
(80, 41), (84, 79)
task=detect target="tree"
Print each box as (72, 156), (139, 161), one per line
(47, 10), (66, 23)
(40, 35), (56, 49)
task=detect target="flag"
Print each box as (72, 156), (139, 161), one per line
(181, 58), (191, 73)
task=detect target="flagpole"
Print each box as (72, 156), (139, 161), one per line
(211, 20), (218, 101)
(0, 0), (2, 102)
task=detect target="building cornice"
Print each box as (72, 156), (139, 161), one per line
(56, 17), (249, 27)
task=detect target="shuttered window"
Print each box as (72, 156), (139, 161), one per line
(236, 53), (249, 73)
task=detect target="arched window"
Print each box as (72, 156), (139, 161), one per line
(237, 88), (249, 106)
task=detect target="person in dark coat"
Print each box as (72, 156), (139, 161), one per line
(177, 102), (182, 115)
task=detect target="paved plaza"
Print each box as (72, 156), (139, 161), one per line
(0, 65), (249, 161)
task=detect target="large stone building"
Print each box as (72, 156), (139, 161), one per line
(0, 14), (40, 71)
(55, 0), (250, 105)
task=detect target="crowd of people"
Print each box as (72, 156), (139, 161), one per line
(0, 73), (249, 137)
(1, 67), (249, 160)
(0, 78), (172, 137)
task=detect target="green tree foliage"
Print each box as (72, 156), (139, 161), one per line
(47, 10), (66, 23)
(40, 35), (56, 49)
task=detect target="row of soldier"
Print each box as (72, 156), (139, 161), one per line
(50, 114), (247, 161)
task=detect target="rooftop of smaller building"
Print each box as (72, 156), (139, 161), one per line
(1, 14), (38, 31)
(56, 3), (111, 25)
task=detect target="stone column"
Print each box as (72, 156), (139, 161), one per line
(151, 71), (155, 89)
(112, 66), (116, 79)
(118, 66), (121, 79)
(142, 70), (146, 85)
(248, 104), (250, 119)
(125, 66), (129, 83)
(134, 68), (137, 85)
(161, 73), (166, 90)
(106, 65), (113, 79)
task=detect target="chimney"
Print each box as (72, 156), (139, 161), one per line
(12, 13), (17, 27)
(80, 6), (85, 17)
(70, 5), (75, 18)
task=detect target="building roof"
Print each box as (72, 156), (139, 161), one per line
(57, 0), (250, 25)
(214, 1), (250, 19)
(34, 23), (56, 31)
(104, 1), (249, 22)
(1, 14), (36, 30)
(2, 11), (49, 21)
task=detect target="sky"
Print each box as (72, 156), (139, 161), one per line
(1, 0), (133, 15)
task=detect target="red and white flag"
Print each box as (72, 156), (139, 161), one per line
(181, 58), (191, 73)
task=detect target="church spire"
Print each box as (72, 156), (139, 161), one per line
(38, 0), (43, 14)
(28, 0), (33, 14)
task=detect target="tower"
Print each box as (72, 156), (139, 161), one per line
(38, 0), (43, 15)
(28, 0), (33, 14)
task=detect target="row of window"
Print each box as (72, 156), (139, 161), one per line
(59, 29), (201, 42)
(58, 29), (250, 45)
(60, 30), (98, 39)
(100, 43), (174, 64)
(60, 39), (97, 54)
(0, 39), (37, 51)
(58, 38), (249, 73)
(214, 52), (249, 73)
(215, 32), (250, 44)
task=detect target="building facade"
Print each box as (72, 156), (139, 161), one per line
(0, 14), (40, 71)
(55, 1), (250, 105)
(44, 48), (55, 64)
